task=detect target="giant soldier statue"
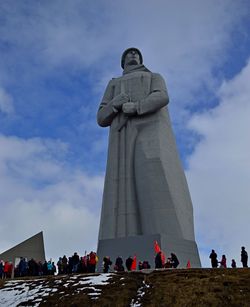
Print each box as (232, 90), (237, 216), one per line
(97, 48), (201, 268)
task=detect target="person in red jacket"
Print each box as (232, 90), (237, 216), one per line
(88, 252), (97, 273)
(4, 261), (13, 278)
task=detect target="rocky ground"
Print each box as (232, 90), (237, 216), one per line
(0, 268), (250, 306)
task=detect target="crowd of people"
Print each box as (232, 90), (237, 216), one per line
(0, 246), (248, 279)
(102, 251), (181, 273)
(0, 251), (99, 279)
(0, 250), (179, 279)
(57, 251), (98, 274)
(155, 252), (180, 269)
(209, 246), (248, 268)
(0, 258), (57, 278)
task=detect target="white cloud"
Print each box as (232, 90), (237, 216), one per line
(0, 134), (103, 260)
(186, 59), (250, 267)
(0, 88), (14, 114)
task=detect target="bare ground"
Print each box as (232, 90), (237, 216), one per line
(1, 268), (250, 306)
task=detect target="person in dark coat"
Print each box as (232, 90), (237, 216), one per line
(231, 259), (236, 268)
(68, 257), (73, 273)
(52, 262), (56, 275)
(18, 258), (28, 277)
(126, 256), (133, 271)
(78, 257), (84, 273)
(241, 246), (248, 267)
(61, 255), (68, 274)
(155, 251), (163, 269)
(142, 261), (151, 269)
(42, 261), (48, 276)
(115, 256), (124, 272)
(28, 258), (38, 276)
(57, 257), (63, 275)
(0, 261), (4, 279)
(170, 253), (179, 268)
(103, 256), (112, 273)
(81, 256), (88, 273)
(38, 261), (43, 276)
(72, 252), (80, 273)
(209, 249), (218, 268)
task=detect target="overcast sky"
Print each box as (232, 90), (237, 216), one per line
(0, 0), (250, 268)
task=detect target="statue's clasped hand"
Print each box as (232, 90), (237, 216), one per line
(122, 102), (138, 115)
(112, 93), (130, 111)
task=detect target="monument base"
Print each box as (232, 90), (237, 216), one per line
(97, 234), (201, 271)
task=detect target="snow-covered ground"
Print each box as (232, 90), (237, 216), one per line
(130, 280), (150, 307)
(0, 273), (113, 306)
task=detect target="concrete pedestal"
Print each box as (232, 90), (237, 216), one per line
(97, 234), (201, 271)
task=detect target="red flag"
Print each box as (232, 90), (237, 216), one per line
(161, 251), (166, 266)
(131, 255), (137, 271)
(186, 260), (191, 268)
(154, 241), (161, 253)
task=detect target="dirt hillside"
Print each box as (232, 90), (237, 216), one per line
(0, 268), (250, 306)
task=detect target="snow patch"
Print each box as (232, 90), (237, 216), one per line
(0, 273), (114, 305)
(130, 281), (150, 307)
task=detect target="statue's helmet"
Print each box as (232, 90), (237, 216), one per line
(121, 47), (143, 69)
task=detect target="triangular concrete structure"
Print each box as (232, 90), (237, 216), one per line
(0, 231), (46, 262)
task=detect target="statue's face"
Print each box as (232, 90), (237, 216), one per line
(124, 49), (141, 67)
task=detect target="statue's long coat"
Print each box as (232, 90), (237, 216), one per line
(97, 65), (195, 242)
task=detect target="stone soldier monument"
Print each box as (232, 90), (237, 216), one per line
(97, 48), (201, 268)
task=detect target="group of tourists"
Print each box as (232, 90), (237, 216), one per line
(209, 246), (248, 268)
(57, 251), (98, 274)
(108, 255), (150, 273)
(0, 251), (99, 279)
(0, 258), (56, 278)
(155, 252), (180, 269)
(1, 246), (248, 279)
(102, 252), (180, 273)
(0, 250), (180, 279)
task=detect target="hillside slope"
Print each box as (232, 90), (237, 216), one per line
(0, 268), (249, 306)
